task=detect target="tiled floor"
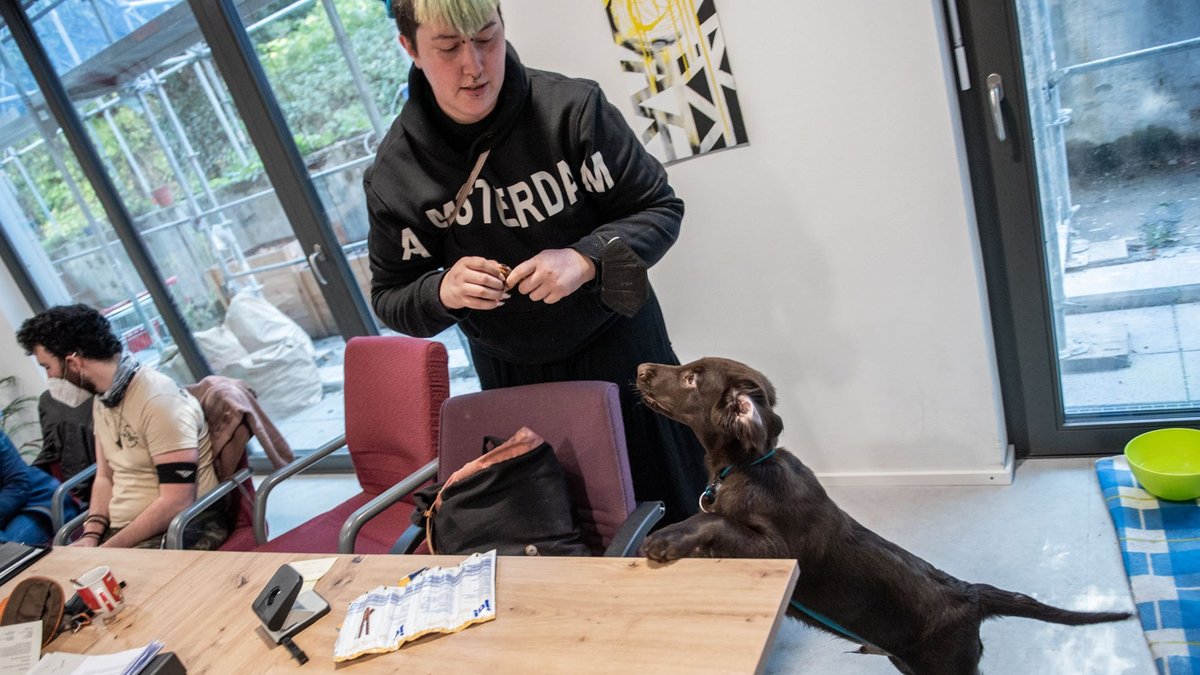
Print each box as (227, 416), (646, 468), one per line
(259, 457), (1153, 674)
(1061, 246), (1200, 413)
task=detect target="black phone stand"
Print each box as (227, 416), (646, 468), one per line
(252, 565), (330, 647)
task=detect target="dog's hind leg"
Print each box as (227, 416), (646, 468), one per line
(893, 650), (980, 675)
(894, 626), (983, 675)
(886, 656), (917, 675)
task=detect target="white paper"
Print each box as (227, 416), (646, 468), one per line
(287, 557), (338, 595)
(30, 641), (162, 675)
(333, 550), (497, 662)
(27, 653), (87, 675)
(0, 620), (40, 675)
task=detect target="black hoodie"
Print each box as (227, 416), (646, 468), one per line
(364, 44), (683, 365)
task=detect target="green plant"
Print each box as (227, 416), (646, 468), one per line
(1140, 201), (1183, 250)
(0, 375), (41, 460)
(1129, 125), (1183, 165)
(183, 297), (225, 332)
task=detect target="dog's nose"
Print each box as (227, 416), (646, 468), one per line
(637, 364), (655, 381)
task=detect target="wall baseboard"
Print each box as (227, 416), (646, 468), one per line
(814, 444), (1016, 486)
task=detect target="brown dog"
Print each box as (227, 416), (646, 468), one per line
(636, 357), (1130, 675)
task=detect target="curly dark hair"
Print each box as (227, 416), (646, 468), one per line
(16, 304), (122, 361)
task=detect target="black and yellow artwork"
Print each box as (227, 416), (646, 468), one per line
(603, 0), (748, 163)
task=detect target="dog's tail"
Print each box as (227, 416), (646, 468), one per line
(975, 584), (1131, 625)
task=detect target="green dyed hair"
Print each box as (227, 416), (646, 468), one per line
(393, 0), (501, 48)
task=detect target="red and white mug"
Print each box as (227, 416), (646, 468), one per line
(72, 566), (125, 620)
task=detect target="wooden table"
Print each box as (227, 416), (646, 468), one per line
(3, 548), (798, 673)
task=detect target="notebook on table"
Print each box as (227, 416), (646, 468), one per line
(0, 541), (50, 587)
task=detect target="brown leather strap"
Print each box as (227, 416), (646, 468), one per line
(425, 509), (437, 556)
(447, 149), (490, 225)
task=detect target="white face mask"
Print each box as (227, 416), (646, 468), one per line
(47, 377), (92, 408)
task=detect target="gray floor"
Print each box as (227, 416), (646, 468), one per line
(764, 456), (1153, 674)
(259, 457), (1153, 674)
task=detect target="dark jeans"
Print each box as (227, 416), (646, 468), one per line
(0, 512), (54, 546)
(105, 500), (230, 550)
(469, 291), (707, 525)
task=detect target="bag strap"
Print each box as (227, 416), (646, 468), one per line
(425, 510), (438, 556)
(481, 435), (507, 455)
(448, 149), (490, 227)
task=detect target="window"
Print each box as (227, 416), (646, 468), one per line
(0, 0), (480, 458)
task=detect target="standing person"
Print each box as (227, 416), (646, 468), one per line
(16, 304), (227, 549)
(366, 0), (706, 523)
(0, 430), (71, 545)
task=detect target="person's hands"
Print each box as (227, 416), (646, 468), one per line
(506, 249), (596, 304)
(71, 534), (100, 547)
(439, 256), (511, 310)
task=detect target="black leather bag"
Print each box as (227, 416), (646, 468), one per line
(411, 428), (590, 556)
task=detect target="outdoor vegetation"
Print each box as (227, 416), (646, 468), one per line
(7, 0), (406, 279)
(1066, 125), (1200, 254)
(0, 375), (39, 460)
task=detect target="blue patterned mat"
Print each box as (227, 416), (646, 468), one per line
(1098, 455), (1200, 675)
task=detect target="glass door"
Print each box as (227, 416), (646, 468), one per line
(2, 0), (378, 454)
(233, 0), (480, 395)
(0, 16), (191, 376)
(954, 0), (1200, 453)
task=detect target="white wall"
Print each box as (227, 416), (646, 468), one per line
(0, 0), (1011, 482)
(505, 1), (1011, 482)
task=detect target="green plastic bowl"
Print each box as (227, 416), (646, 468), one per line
(1125, 428), (1200, 501)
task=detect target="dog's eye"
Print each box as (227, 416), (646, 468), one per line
(684, 372), (697, 387)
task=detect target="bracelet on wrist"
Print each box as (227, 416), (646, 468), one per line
(79, 531), (101, 540)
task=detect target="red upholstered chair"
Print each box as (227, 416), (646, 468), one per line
(390, 381), (664, 557)
(252, 335), (448, 554)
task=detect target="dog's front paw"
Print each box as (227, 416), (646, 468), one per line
(641, 525), (701, 562)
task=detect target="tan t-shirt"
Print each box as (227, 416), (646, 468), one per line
(92, 368), (219, 528)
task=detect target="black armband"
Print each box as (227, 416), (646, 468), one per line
(156, 462), (199, 484)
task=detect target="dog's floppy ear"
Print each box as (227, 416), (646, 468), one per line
(719, 383), (782, 453)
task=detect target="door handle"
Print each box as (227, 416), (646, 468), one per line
(307, 244), (328, 286)
(986, 73), (1007, 142)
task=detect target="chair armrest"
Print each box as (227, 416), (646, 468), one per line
(390, 524), (425, 554)
(51, 464), (96, 532)
(603, 501), (665, 557)
(338, 459), (437, 554)
(164, 467), (253, 550)
(54, 509), (89, 547)
(254, 434), (347, 545)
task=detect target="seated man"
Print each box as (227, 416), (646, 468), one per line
(0, 430), (71, 545)
(16, 304), (227, 550)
